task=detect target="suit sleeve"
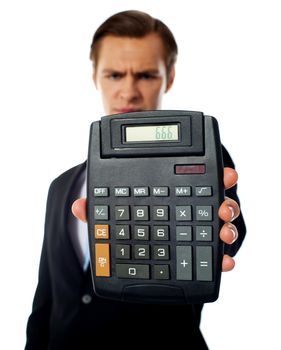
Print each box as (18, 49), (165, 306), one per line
(25, 182), (56, 349)
(221, 145), (247, 257)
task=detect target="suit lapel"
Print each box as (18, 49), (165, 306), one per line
(59, 161), (87, 276)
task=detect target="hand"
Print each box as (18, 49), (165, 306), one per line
(218, 167), (240, 271)
(72, 167), (240, 273)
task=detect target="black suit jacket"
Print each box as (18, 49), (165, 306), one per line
(25, 147), (246, 350)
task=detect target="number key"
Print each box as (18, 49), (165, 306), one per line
(115, 225), (130, 240)
(133, 206), (149, 220)
(115, 206), (130, 220)
(153, 206), (169, 220)
(153, 245), (170, 260)
(134, 245), (150, 259)
(134, 226), (149, 240)
(153, 226), (169, 240)
(116, 245), (130, 259)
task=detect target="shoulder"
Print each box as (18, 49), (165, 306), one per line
(44, 161), (86, 220)
(221, 144), (235, 169)
(49, 161), (86, 196)
(53, 161), (86, 184)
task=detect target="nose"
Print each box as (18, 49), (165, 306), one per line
(119, 76), (141, 103)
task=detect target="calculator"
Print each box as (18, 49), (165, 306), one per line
(87, 110), (225, 304)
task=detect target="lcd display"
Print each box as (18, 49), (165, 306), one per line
(125, 124), (179, 142)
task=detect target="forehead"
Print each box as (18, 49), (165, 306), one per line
(96, 33), (166, 70)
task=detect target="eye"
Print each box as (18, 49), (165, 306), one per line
(107, 72), (123, 81)
(138, 73), (155, 80)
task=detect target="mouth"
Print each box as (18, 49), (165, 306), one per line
(114, 108), (143, 114)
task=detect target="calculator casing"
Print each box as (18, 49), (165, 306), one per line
(87, 110), (224, 304)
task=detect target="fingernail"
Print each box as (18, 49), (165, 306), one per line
(227, 205), (235, 220)
(228, 225), (237, 243)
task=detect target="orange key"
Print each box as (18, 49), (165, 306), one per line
(94, 224), (109, 239)
(95, 243), (110, 277)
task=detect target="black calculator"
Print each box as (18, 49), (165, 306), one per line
(87, 110), (225, 304)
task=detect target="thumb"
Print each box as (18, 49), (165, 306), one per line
(71, 198), (87, 223)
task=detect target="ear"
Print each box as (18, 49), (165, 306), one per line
(165, 65), (175, 93)
(92, 70), (98, 89)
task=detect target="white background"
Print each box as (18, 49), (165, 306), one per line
(0, 1), (280, 349)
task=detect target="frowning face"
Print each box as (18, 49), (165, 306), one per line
(93, 33), (175, 115)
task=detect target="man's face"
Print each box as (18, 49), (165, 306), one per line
(93, 33), (174, 115)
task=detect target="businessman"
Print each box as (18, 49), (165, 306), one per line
(25, 10), (246, 350)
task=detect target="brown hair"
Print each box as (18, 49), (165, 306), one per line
(90, 10), (178, 76)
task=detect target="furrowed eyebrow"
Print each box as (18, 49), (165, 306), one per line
(102, 69), (125, 75)
(136, 69), (160, 76)
(102, 69), (160, 76)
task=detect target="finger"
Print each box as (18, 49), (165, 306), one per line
(71, 198), (87, 223)
(218, 197), (240, 222)
(220, 223), (238, 244)
(222, 255), (235, 272)
(224, 167), (238, 190)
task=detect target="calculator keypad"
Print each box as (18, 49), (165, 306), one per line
(92, 186), (214, 282)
